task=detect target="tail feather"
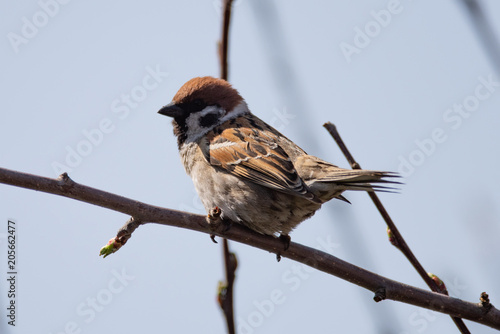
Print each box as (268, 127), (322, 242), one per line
(336, 182), (400, 193)
(313, 170), (399, 184)
(329, 170), (401, 191)
(296, 155), (401, 201)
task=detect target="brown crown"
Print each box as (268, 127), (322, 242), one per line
(172, 76), (244, 112)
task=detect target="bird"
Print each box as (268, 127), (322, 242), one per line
(158, 76), (397, 239)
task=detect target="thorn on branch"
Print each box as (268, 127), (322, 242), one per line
(374, 288), (386, 302)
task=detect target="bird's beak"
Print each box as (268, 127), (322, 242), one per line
(158, 103), (184, 118)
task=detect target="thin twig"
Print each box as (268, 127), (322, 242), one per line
(99, 217), (143, 258)
(219, 0), (233, 81)
(218, 1), (236, 333)
(220, 239), (237, 333)
(0, 166), (498, 329)
(460, 0), (500, 75)
(323, 122), (470, 333)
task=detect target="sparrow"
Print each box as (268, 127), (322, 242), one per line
(158, 76), (397, 238)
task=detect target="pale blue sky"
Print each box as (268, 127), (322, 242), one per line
(1, 1), (500, 333)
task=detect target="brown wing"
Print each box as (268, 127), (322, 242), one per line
(206, 125), (320, 203)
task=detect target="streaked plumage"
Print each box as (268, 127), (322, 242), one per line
(159, 77), (397, 236)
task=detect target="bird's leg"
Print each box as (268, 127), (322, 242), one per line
(207, 206), (222, 243)
(206, 206), (232, 243)
(279, 234), (291, 251)
(276, 234), (291, 262)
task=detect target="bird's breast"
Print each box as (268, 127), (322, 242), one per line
(179, 142), (204, 176)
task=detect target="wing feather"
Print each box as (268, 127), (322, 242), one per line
(207, 125), (319, 202)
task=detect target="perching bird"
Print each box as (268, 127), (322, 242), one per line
(158, 77), (396, 238)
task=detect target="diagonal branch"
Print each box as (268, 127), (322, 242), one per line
(0, 166), (499, 330)
(459, 0), (500, 76)
(323, 122), (470, 333)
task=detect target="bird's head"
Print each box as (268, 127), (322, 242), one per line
(158, 76), (248, 147)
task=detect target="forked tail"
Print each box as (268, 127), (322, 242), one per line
(328, 170), (401, 193)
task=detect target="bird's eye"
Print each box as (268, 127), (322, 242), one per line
(199, 113), (220, 128)
(187, 99), (207, 113)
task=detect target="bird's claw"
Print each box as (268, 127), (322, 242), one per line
(279, 234), (291, 251)
(208, 206), (222, 220)
(207, 206), (231, 243)
(275, 234), (291, 262)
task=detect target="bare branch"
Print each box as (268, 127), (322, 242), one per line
(217, 1), (236, 333)
(323, 122), (470, 333)
(0, 166), (499, 330)
(218, 238), (237, 334)
(460, 0), (500, 75)
(219, 0), (233, 81)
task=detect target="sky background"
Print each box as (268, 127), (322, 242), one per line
(1, 1), (500, 333)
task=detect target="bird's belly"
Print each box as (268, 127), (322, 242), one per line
(190, 161), (321, 236)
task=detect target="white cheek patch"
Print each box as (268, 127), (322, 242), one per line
(185, 106), (226, 142)
(219, 101), (248, 123)
(184, 101), (250, 143)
